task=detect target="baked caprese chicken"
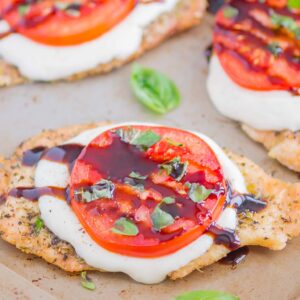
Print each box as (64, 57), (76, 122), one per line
(0, 122), (299, 284)
(207, 0), (300, 172)
(0, 0), (206, 87)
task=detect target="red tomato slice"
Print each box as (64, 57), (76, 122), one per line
(70, 125), (227, 258)
(0, 0), (136, 46)
(214, 1), (300, 91)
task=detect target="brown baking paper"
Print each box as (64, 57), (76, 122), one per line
(0, 16), (299, 300)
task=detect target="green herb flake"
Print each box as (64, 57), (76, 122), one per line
(115, 128), (161, 150)
(74, 179), (115, 203)
(188, 183), (212, 203)
(131, 64), (181, 114)
(223, 6), (239, 19)
(162, 196), (175, 204)
(18, 4), (30, 16)
(34, 217), (44, 234)
(81, 272), (95, 291)
(174, 290), (240, 300)
(151, 205), (174, 231)
(160, 157), (188, 181)
(129, 171), (148, 180)
(165, 138), (184, 147)
(270, 10), (300, 40)
(288, 0), (300, 9)
(112, 217), (139, 236)
(267, 42), (283, 57)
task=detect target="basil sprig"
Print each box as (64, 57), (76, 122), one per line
(288, 0), (300, 9)
(74, 179), (115, 203)
(270, 10), (300, 39)
(81, 272), (95, 291)
(151, 197), (175, 231)
(160, 157), (188, 182)
(112, 217), (139, 236)
(223, 5), (239, 19)
(186, 182), (212, 203)
(131, 64), (181, 114)
(34, 217), (44, 234)
(174, 290), (240, 300)
(124, 171), (148, 191)
(115, 128), (161, 150)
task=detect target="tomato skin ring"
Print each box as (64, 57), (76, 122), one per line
(70, 125), (227, 258)
(0, 0), (136, 46)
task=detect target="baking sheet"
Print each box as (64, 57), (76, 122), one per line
(0, 16), (299, 300)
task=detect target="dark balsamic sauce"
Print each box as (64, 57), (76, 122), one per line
(205, 44), (213, 63)
(220, 246), (249, 267)
(207, 223), (240, 250)
(9, 186), (69, 202)
(22, 144), (84, 171)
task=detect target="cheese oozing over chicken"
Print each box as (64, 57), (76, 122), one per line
(35, 123), (246, 284)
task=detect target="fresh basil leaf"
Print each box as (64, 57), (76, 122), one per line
(131, 64), (181, 114)
(112, 217), (139, 236)
(81, 272), (95, 291)
(115, 128), (161, 150)
(223, 6), (239, 19)
(34, 217), (44, 234)
(129, 171), (148, 180)
(288, 0), (300, 9)
(151, 205), (174, 231)
(131, 130), (161, 148)
(18, 4), (30, 16)
(174, 290), (240, 300)
(160, 157), (188, 181)
(163, 196), (175, 204)
(74, 179), (115, 203)
(270, 10), (300, 39)
(124, 177), (145, 192)
(267, 42), (283, 57)
(188, 183), (212, 203)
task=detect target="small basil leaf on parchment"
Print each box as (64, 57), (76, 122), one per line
(151, 204), (174, 231)
(34, 217), (44, 234)
(131, 64), (181, 114)
(187, 183), (212, 203)
(288, 0), (300, 9)
(81, 271), (95, 291)
(112, 217), (139, 236)
(174, 290), (240, 300)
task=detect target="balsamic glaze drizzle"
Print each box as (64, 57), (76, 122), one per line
(220, 246), (249, 267)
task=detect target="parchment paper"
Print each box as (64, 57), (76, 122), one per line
(0, 16), (299, 300)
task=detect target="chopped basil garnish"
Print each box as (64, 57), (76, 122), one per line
(129, 171), (148, 180)
(74, 179), (115, 203)
(270, 10), (300, 40)
(187, 182), (212, 203)
(288, 0), (300, 9)
(151, 201), (175, 231)
(18, 4), (30, 16)
(267, 42), (283, 57)
(223, 6), (239, 19)
(131, 64), (181, 114)
(34, 217), (44, 234)
(174, 290), (240, 300)
(160, 157), (188, 181)
(163, 196), (175, 204)
(111, 217), (139, 236)
(116, 128), (161, 150)
(165, 138), (183, 147)
(124, 177), (145, 192)
(81, 272), (95, 291)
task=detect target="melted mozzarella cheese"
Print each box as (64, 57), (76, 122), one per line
(207, 55), (300, 132)
(0, 0), (179, 81)
(36, 123), (246, 284)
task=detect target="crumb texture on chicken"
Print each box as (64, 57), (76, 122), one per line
(1, 122), (300, 280)
(0, 0), (206, 88)
(242, 124), (300, 172)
